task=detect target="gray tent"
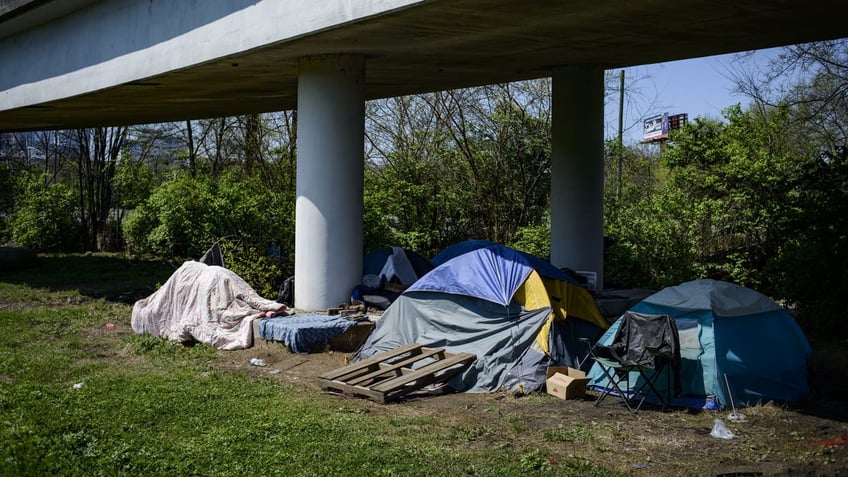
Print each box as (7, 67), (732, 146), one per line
(353, 244), (607, 393)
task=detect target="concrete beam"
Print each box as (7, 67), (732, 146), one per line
(0, 0), (419, 121)
(2, 0), (847, 131)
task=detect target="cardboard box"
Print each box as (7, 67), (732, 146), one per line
(545, 366), (589, 400)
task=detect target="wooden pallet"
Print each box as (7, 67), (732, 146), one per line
(317, 344), (476, 403)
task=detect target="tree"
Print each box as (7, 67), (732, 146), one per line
(201, 117), (242, 176)
(265, 110), (298, 192)
(126, 123), (185, 178)
(663, 106), (803, 287)
(238, 113), (264, 175)
(728, 41), (848, 336)
(112, 150), (157, 220)
(445, 83), (552, 244)
(363, 81), (555, 256)
(364, 91), (472, 255)
(730, 40), (848, 154)
(604, 105), (804, 290)
(74, 127), (128, 251)
(0, 163), (20, 241)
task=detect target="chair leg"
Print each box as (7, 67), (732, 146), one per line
(592, 365), (618, 407)
(593, 365), (638, 415)
(630, 367), (672, 412)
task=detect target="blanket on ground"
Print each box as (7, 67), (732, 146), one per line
(131, 261), (286, 350)
(258, 314), (358, 353)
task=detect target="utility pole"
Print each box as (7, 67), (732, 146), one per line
(617, 69), (625, 201)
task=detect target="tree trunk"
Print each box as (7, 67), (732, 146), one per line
(75, 127), (127, 251)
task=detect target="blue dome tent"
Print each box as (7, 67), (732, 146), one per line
(587, 279), (812, 409)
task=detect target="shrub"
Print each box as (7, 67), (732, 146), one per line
(123, 170), (294, 296)
(508, 217), (550, 260)
(10, 176), (80, 251)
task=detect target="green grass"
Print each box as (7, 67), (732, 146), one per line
(0, 254), (622, 477)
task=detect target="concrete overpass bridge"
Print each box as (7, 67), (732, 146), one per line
(2, 0), (846, 309)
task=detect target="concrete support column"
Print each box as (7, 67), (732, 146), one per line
(295, 54), (365, 310)
(550, 65), (605, 291)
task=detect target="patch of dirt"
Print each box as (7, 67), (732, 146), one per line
(209, 341), (848, 477)
(82, 314), (846, 477)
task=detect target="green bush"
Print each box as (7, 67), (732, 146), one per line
(10, 176), (80, 251)
(604, 186), (700, 289)
(220, 239), (286, 299)
(123, 172), (216, 258)
(0, 163), (20, 242)
(123, 170), (294, 296)
(508, 216), (550, 260)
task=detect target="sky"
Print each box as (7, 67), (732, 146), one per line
(607, 48), (781, 144)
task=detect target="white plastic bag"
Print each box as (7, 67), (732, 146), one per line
(710, 419), (735, 439)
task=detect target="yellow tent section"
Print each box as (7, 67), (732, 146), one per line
(514, 271), (608, 355)
(513, 269), (550, 310)
(543, 277), (607, 329)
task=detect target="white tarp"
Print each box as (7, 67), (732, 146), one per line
(131, 261), (286, 350)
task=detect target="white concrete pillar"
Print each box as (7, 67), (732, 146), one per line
(295, 54), (365, 310)
(550, 65), (605, 291)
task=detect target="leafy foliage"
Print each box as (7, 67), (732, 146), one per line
(507, 214), (551, 259)
(363, 84), (552, 257)
(604, 184), (700, 288)
(606, 107), (803, 287)
(9, 175), (81, 251)
(766, 146), (848, 336)
(0, 163), (22, 242)
(219, 239), (286, 299)
(123, 170), (294, 296)
(604, 94), (847, 337)
(112, 152), (158, 212)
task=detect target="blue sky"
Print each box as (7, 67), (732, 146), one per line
(607, 48), (781, 144)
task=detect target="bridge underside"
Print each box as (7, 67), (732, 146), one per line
(1, 0), (846, 131)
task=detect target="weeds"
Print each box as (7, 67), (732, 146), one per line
(519, 449), (552, 472)
(450, 426), (494, 442)
(544, 423), (592, 445)
(505, 413), (528, 433)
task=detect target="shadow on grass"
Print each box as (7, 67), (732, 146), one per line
(0, 253), (176, 304)
(794, 338), (848, 422)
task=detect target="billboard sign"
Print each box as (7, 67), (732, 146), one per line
(643, 112), (669, 140)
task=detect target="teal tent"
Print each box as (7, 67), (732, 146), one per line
(587, 279), (812, 409)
